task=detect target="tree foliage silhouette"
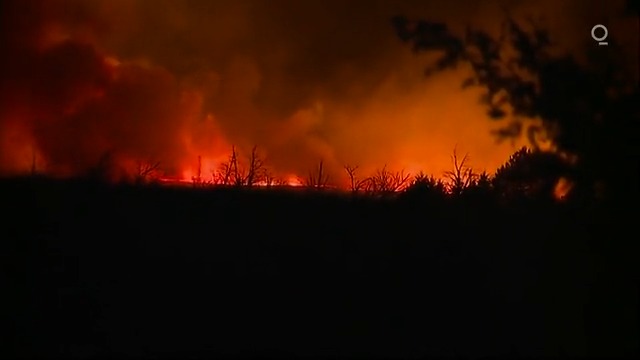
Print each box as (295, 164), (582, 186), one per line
(493, 146), (569, 200)
(392, 12), (639, 199)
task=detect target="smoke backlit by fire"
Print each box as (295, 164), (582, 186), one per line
(0, 0), (631, 188)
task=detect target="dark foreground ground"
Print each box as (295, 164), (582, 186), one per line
(3, 178), (638, 359)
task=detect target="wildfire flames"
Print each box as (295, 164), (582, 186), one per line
(2, 0), (619, 190)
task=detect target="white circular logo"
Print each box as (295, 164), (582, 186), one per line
(591, 24), (608, 43)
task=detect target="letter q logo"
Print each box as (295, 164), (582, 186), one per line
(591, 24), (608, 46)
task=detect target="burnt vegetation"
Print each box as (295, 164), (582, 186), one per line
(92, 143), (581, 203)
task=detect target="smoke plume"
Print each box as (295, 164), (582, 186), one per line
(0, 0), (633, 184)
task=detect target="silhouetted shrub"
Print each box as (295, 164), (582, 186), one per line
(400, 171), (446, 204)
(493, 147), (570, 202)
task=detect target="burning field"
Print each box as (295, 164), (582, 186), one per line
(0, 0), (550, 186)
(2, 1), (638, 358)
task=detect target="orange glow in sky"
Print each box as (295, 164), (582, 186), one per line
(0, 0), (633, 187)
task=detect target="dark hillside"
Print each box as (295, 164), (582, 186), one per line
(3, 177), (637, 358)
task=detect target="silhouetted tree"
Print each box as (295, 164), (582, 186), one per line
(230, 147), (244, 186)
(444, 148), (477, 195)
(493, 146), (570, 201)
(392, 12), (639, 200)
(136, 159), (161, 185)
(215, 148), (237, 185)
(215, 145), (267, 187)
(245, 146), (266, 187)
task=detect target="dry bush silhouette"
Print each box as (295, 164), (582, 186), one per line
(263, 171), (288, 187)
(135, 159), (161, 184)
(444, 148), (477, 195)
(344, 164), (367, 192)
(215, 145), (267, 187)
(274, 177), (290, 186)
(401, 171), (447, 201)
(412, 171), (447, 192)
(219, 146), (242, 186)
(362, 165), (411, 194)
(302, 160), (330, 189)
(113, 142), (578, 203)
(245, 146), (266, 187)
